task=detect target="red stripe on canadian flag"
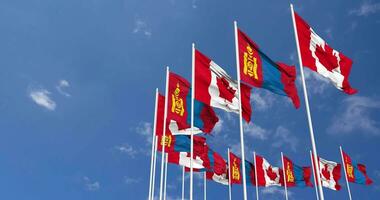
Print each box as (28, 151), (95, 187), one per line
(255, 154), (284, 187)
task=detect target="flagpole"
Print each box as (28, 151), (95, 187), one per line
(234, 20), (248, 200)
(253, 151), (259, 200)
(290, 4), (325, 200)
(190, 42), (195, 200)
(152, 135), (158, 200)
(159, 67), (170, 200)
(163, 153), (168, 200)
(149, 89), (159, 200)
(182, 166), (185, 200)
(204, 172), (207, 200)
(310, 150), (320, 200)
(340, 146), (353, 200)
(228, 148), (232, 200)
(281, 152), (289, 200)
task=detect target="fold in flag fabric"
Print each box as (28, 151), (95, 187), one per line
(205, 150), (229, 185)
(237, 28), (300, 108)
(283, 155), (313, 187)
(316, 157), (342, 190)
(294, 12), (357, 95)
(229, 152), (256, 186)
(342, 150), (373, 185)
(195, 49), (252, 122)
(159, 72), (219, 135)
(256, 154), (284, 187)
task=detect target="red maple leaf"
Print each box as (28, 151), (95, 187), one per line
(266, 166), (278, 181)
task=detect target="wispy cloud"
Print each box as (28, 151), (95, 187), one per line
(261, 187), (292, 198)
(213, 119), (223, 135)
(114, 143), (138, 158)
(124, 177), (141, 184)
(272, 126), (299, 152)
(301, 69), (330, 95)
(191, 0), (198, 9)
(29, 88), (56, 111)
(56, 79), (71, 97)
(133, 19), (152, 37)
(136, 122), (153, 143)
(244, 122), (269, 140)
(349, 1), (380, 16)
(328, 96), (380, 135)
(83, 176), (100, 191)
(251, 91), (276, 111)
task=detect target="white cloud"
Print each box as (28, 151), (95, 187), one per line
(115, 143), (138, 158)
(251, 91), (276, 111)
(328, 96), (380, 135)
(261, 187), (292, 198)
(350, 1), (380, 16)
(272, 126), (299, 152)
(133, 19), (152, 37)
(244, 122), (269, 140)
(213, 119), (223, 135)
(124, 177), (141, 184)
(83, 176), (100, 191)
(301, 69), (330, 95)
(29, 88), (56, 111)
(324, 28), (333, 39)
(136, 122), (153, 143)
(56, 79), (71, 97)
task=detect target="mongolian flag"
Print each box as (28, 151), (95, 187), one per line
(283, 155), (313, 187)
(229, 152), (256, 186)
(155, 93), (165, 136)
(206, 150), (229, 185)
(342, 150), (373, 185)
(237, 28), (300, 108)
(293, 12), (357, 94)
(255, 154), (284, 187)
(157, 135), (207, 153)
(194, 49), (252, 122)
(162, 72), (219, 135)
(316, 157), (342, 190)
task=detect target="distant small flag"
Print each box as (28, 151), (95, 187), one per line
(255, 154), (284, 187)
(237, 28), (300, 108)
(228, 152), (256, 185)
(294, 12), (357, 94)
(283, 155), (313, 187)
(316, 157), (342, 190)
(195, 49), (252, 122)
(342, 150), (373, 185)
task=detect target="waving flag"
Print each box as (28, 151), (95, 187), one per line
(256, 154), (284, 187)
(283, 155), (313, 187)
(155, 93), (165, 136)
(294, 12), (357, 94)
(206, 150), (229, 185)
(157, 135), (207, 153)
(162, 72), (219, 135)
(195, 49), (252, 122)
(342, 150), (373, 185)
(318, 157), (342, 190)
(229, 152), (256, 185)
(237, 28), (300, 108)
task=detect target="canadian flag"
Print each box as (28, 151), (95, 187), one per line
(318, 157), (342, 190)
(294, 12), (357, 95)
(195, 49), (252, 122)
(255, 154), (284, 187)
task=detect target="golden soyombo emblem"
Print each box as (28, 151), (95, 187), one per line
(243, 45), (259, 80)
(161, 135), (172, 148)
(286, 162), (294, 183)
(232, 159), (240, 180)
(171, 83), (185, 116)
(346, 163), (354, 179)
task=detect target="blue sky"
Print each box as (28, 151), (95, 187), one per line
(0, 0), (380, 199)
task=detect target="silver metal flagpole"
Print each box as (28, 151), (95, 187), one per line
(149, 89), (159, 200)
(159, 67), (170, 200)
(182, 166), (185, 200)
(233, 20), (248, 200)
(340, 146), (353, 200)
(253, 151), (259, 200)
(310, 150), (320, 200)
(152, 136), (158, 200)
(204, 172), (207, 200)
(281, 152), (289, 200)
(290, 4), (325, 200)
(228, 148), (232, 200)
(163, 153), (168, 200)
(190, 43), (195, 200)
